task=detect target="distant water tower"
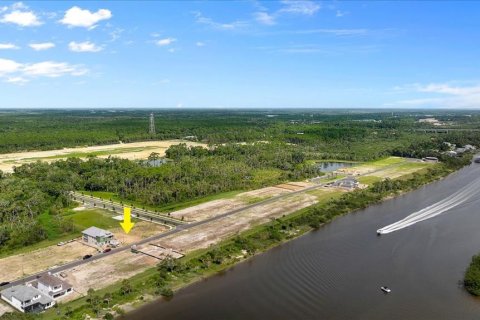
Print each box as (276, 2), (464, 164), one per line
(149, 113), (156, 135)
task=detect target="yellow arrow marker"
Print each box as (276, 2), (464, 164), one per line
(120, 207), (135, 234)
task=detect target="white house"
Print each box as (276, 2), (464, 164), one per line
(82, 226), (116, 247)
(34, 274), (72, 299)
(1, 285), (54, 313)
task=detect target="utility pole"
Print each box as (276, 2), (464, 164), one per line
(149, 113), (156, 135)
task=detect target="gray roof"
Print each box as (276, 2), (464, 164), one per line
(82, 226), (112, 238)
(37, 274), (70, 289)
(1, 285), (53, 307)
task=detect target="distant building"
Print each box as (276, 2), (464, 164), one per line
(423, 156), (439, 162)
(444, 151), (457, 157)
(1, 285), (54, 313)
(464, 144), (476, 151)
(332, 177), (359, 189)
(33, 274), (72, 299)
(82, 226), (116, 247)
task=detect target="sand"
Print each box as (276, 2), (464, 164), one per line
(0, 140), (206, 173)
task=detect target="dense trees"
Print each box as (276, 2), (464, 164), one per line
(0, 110), (478, 254)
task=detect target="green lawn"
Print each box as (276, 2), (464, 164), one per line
(357, 176), (383, 185)
(63, 209), (120, 230)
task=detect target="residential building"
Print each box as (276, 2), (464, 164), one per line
(332, 177), (359, 189)
(1, 285), (54, 313)
(33, 274), (72, 299)
(82, 226), (115, 247)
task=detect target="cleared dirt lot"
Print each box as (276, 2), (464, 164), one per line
(156, 192), (318, 252)
(170, 183), (317, 222)
(0, 140), (206, 173)
(111, 221), (170, 245)
(62, 251), (158, 295)
(0, 241), (97, 282)
(0, 301), (14, 317)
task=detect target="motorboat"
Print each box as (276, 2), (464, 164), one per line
(377, 229), (384, 235)
(381, 286), (391, 293)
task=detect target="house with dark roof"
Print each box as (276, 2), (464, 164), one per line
(33, 274), (72, 299)
(1, 285), (54, 313)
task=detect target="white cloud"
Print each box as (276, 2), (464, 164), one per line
(68, 41), (103, 52)
(336, 10), (348, 17)
(23, 61), (88, 77)
(254, 11), (276, 25)
(6, 76), (28, 85)
(60, 6), (112, 29)
(392, 82), (480, 109)
(196, 41), (206, 47)
(0, 58), (88, 84)
(29, 42), (55, 51)
(194, 12), (248, 30)
(1, 9), (42, 27)
(0, 43), (19, 50)
(156, 38), (176, 46)
(279, 0), (320, 16)
(0, 58), (22, 76)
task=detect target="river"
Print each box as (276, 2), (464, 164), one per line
(126, 163), (480, 320)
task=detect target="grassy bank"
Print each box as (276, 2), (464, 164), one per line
(29, 157), (471, 320)
(464, 254), (480, 296)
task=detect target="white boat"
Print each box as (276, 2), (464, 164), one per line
(377, 229), (384, 235)
(381, 286), (391, 293)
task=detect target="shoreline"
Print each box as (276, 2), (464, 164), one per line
(32, 157), (471, 320)
(117, 162), (468, 318)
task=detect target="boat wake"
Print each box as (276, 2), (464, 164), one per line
(377, 177), (480, 234)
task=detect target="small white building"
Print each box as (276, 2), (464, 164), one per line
(332, 177), (359, 189)
(82, 226), (115, 247)
(34, 274), (72, 299)
(1, 285), (54, 313)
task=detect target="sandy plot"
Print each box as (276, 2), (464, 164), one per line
(0, 241), (97, 282)
(237, 186), (290, 198)
(0, 140), (206, 173)
(169, 199), (245, 222)
(0, 301), (14, 317)
(110, 221), (170, 245)
(62, 251), (158, 294)
(156, 193), (318, 252)
(367, 164), (430, 179)
(275, 183), (307, 191)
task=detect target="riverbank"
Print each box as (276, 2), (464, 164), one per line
(30, 156), (472, 320)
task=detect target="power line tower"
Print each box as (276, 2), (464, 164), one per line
(149, 113), (156, 135)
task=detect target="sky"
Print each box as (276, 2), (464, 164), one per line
(0, 0), (480, 109)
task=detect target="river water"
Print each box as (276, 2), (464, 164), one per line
(126, 163), (480, 320)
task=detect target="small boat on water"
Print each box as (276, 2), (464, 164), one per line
(381, 286), (391, 293)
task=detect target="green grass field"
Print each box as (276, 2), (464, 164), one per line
(63, 209), (119, 230)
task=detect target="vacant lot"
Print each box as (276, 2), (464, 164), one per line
(0, 241), (97, 282)
(169, 183), (315, 222)
(62, 250), (158, 295)
(0, 140), (206, 172)
(156, 192), (319, 252)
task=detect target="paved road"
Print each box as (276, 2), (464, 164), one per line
(72, 192), (185, 226)
(3, 161), (408, 290)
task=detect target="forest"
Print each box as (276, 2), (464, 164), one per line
(0, 109), (479, 254)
